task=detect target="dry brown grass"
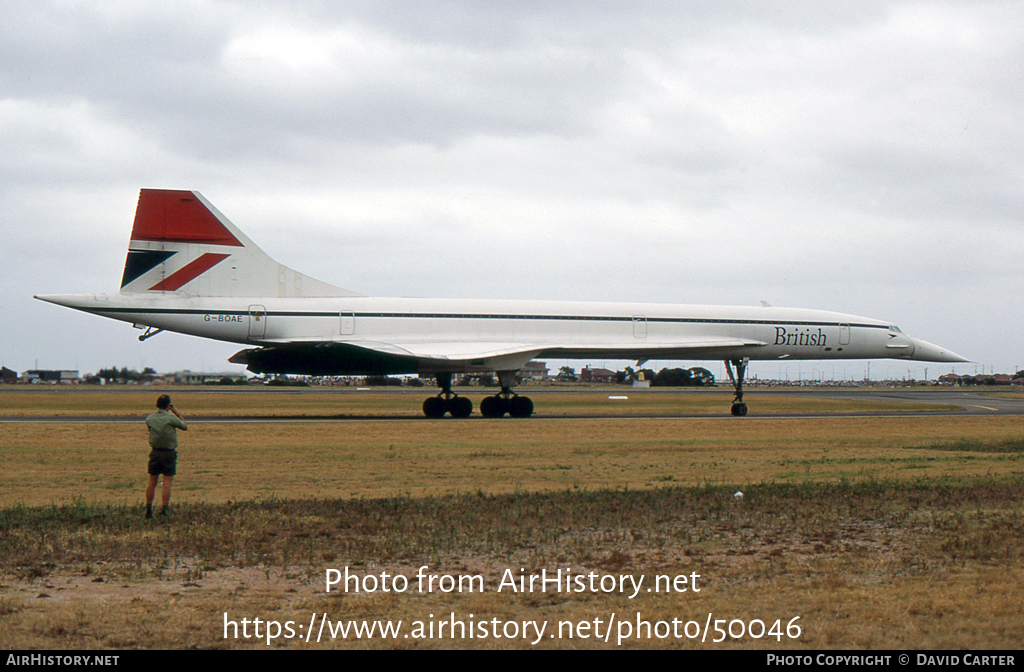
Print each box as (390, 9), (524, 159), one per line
(2, 414), (1021, 506)
(2, 482), (1022, 649)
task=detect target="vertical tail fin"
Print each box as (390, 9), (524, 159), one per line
(119, 189), (359, 298)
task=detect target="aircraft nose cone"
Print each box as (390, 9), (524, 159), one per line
(910, 338), (969, 363)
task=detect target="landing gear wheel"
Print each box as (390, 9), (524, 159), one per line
(508, 396), (534, 418)
(480, 395), (509, 418)
(724, 358), (750, 417)
(479, 371), (536, 418)
(422, 373), (474, 418)
(449, 396), (473, 418)
(423, 396), (447, 418)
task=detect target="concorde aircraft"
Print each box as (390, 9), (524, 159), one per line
(36, 189), (968, 418)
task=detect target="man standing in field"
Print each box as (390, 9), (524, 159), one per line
(145, 394), (187, 519)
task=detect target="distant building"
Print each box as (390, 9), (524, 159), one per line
(160, 370), (248, 385)
(580, 366), (615, 384)
(160, 370), (204, 385)
(1, 367), (17, 383)
(22, 370), (79, 384)
(962, 373), (1013, 386)
(633, 370), (651, 388)
(520, 360), (550, 381)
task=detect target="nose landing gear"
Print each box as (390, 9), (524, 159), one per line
(725, 358), (749, 416)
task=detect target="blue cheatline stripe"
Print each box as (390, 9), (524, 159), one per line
(90, 306), (889, 330)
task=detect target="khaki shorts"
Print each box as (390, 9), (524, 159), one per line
(148, 449), (177, 476)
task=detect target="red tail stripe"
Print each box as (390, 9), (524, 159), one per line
(148, 253), (230, 291)
(131, 189), (242, 247)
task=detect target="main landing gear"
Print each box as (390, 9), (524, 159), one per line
(724, 358), (749, 417)
(422, 373), (473, 418)
(480, 370), (534, 418)
(421, 371), (534, 418)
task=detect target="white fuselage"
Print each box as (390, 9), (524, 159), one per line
(40, 292), (960, 375)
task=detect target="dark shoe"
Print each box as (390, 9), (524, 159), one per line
(145, 507), (153, 519)
(158, 507), (169, 517)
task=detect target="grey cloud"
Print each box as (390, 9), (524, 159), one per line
(3, 0), (1022, 375)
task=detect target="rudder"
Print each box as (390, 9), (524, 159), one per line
(118, 189), (358, 298)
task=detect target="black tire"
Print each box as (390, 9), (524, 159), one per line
(508, 396), (534, 418)
(480, 395), (508, 418)
(449, 396), (473, 418)
(731, 402), (748, 417)
(423, 396), (447, 418)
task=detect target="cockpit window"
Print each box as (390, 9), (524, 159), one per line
(890, 325), (903, 333)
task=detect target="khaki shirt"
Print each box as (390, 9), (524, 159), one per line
(146, 410), (187, 450)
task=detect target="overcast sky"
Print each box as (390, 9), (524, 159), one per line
(2, 1), (1021, 381)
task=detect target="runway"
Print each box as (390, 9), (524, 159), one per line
(760, 388), (1024, 416)
(2, 387), (1022, 422)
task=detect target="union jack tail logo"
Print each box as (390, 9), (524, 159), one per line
(118, 189), (355, 299)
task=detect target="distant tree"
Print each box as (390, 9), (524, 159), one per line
(652, 368), (692, 387)
(98, 367), (119, 383)
(405, 377), (425, 387)
(365, 375), (402, 386)
(688, 367), (715, 386)
(95, 366), (143, 383)
(556, 366), (577, 382)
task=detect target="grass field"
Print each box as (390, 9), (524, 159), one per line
(1, 387), (1022, 649)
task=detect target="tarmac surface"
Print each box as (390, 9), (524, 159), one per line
(752, 388), (1024, 416)
(2, 387), (1022, 421)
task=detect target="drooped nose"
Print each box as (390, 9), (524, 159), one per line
(910, 337), (969, 363)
